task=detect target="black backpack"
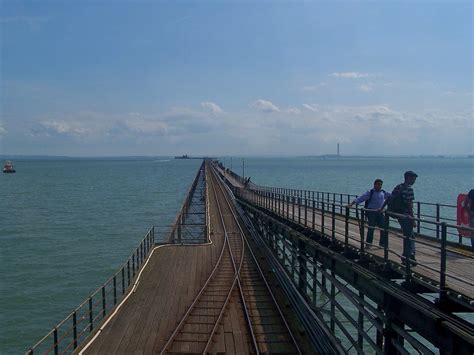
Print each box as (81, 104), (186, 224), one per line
(387, 184), (405, 213)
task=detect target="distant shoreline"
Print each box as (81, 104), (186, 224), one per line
(1, 154), (472, 160)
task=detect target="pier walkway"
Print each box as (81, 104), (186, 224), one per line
(28, 160), (473, 354)
(75, 160), (317, 354)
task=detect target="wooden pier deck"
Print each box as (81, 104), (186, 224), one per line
(77, 161), (312, 354)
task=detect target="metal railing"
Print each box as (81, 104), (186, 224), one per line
(168, 160), (206, 243)
(233, 186), (474, 309)
(26, 227), (155, 355)
(245, 185), (470, 247)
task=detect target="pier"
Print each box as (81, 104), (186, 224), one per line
(28, 160), (474, 354)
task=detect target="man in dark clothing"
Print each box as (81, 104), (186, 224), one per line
(348, 179), (391, 248)
(384, 171), (418, 264)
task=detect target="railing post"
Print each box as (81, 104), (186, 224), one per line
(292, 196), (295, 222)
(360, 209), (365, 250)
(132, 253), (136, 278)
(312, 199), (315, 230)
(416, 202), (421, 234)
(298, 197), (301, 224)
(89, 297), (93, 331)
(113, 275), (117, 305)
(278, 193), (281, 215)
(436, 203), (440, 238)
(440, 222), (448, 301)
(304, 197), (308, 227)
(331, 203), (336, 244)
(344, 206), (349, 249)
(73, 311), (78, 349)
(53, 327), (58, 355)
(122, 267), (126, 294)
(321, 202), (325, 236)
(384, 213), (390, 262)
(127, 260), (131, 286)
(102, 286), (106, 317)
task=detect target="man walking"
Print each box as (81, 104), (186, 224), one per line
(348, 179), (391, 248)
(385, 171), (418, 265)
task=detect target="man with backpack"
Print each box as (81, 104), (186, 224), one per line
(348, 179), (391, 248)
(383, 171), (418, 265)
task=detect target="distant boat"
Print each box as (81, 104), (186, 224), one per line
(3, 160), (16, 173)
(174, 154), (189, 159)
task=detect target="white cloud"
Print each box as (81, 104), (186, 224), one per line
(331, 72), (370, 79)
(286, 108), (302, 115)
(302, 83), (326, 91)
(253, 99), (280, 113)
(359, 84), (373, 92)
(123, 117), (168, 135)
(442, 91), (456, 96)
(201, 101), (223, 115)
(302, 104), (320, 112)
(39, 120), (91, 136)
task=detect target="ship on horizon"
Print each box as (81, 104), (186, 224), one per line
(174, 154), (190, 159)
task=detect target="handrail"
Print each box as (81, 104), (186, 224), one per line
(231, 184), (474, 307)
(241, 183), (469, 247)
(168, 160), (206, 243)
(26, 227), (156, 355)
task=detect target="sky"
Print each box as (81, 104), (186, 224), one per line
(0, 0), (473, 157)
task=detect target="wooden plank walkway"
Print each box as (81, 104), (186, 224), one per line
(77, 243), (219, 354)
(77, 163), (311, 354)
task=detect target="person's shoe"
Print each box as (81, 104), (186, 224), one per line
(365, 244), (372, 249)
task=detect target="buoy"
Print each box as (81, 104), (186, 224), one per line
(456, 193), (472, 237)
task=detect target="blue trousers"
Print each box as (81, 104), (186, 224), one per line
(398, 216), (415, 258)
(366, 211), (386, 246)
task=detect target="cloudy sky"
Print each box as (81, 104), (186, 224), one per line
(1, 1), (472, 157)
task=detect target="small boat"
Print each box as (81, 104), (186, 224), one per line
(3, 160), (16, 173)
(174, 154), (189, 159)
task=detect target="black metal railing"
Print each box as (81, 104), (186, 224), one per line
(246, 184), (469, 247)
(168, 160), (206, 243)
(233, 186), (474, 308)
(26, 227), (155, 355)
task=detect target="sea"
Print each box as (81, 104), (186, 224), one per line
(1, 156), (473, 354)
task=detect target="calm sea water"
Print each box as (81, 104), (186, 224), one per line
(0, 156), (472, 354)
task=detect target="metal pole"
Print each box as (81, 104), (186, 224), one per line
(440, 222), (448, 301)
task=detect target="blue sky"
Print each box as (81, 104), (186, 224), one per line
(1, 1), (472, 156)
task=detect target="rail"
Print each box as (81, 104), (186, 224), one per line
(234, 186), (474, 310)
(167, 160), (206, 243)
(245, 185), (469, 247)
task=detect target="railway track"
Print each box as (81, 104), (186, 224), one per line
(160, 161), (301, 354)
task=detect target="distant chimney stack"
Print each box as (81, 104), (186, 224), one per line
(337, 143), (340, 156)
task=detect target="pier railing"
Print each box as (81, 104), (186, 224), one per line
(233, 186), (474, 310)
(26, 227), (155, 355)
(241, 184), (468, 247)
(168, 160), (206, 243)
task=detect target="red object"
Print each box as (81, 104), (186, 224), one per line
(456, 193), (472, 237)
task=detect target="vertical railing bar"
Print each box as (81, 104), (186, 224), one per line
(73, 311), (77, 349)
